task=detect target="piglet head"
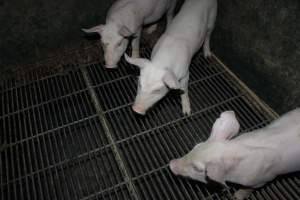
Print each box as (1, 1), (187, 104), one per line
(170, 148), (208, 183)
(169, 111), (240, 185)
(125, 54), (180, 115)
(82, 24), (131, 68)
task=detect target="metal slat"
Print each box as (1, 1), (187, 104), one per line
(1, 68), (126, 199)
(80, 67), (139, 200)
(0, 69), (86, 117)
(1, 41), (299, 200)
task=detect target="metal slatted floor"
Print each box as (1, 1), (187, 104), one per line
(1, 43), (300, 200)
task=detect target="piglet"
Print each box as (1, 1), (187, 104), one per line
(125, 0), (217, 115)
(169, 108), (300, 199)
(82, 0), (177, 68)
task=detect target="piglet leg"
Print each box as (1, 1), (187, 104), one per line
(181, 91), (191, 115)
(203, 7), (217, 58)
(203, 28), (213, 58)
(132, 28), (142, 58)
(180, 74), (191, 115)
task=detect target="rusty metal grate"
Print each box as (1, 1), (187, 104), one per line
(1, 42), (300, 200)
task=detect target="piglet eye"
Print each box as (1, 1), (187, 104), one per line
(192, 164), (204, 173)
(137, 81), (141, 90)
(116, 39), (124, 47)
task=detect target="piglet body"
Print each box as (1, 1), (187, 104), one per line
(170, 108), (300, 199)
(82, 0), (177, 68)
(234, 110), (300, 175)
(125, 0), (217, 115)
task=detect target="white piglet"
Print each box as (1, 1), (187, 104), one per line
(169, 108), (300, 199)
(82, 0), (177, 68)
(125, 0), (217, 115)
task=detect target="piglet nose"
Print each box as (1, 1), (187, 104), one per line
(169, 159), (180, 175)
(132, 104), (146, 115)
(104, 61), (118, 69)
(104, 64), (118, 69)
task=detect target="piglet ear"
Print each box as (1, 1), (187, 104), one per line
(81, 25), (104, 35)
(119, 26), (132, 37)
(209, 111), (240, 141)
(124, 53), (150, 69)
(163, 71), (180, 89)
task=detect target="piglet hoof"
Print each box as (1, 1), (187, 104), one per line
(105, 64), (118, 69)
(204, 50), (212, 59)
(182, 103), (191, 116)
(233, 189), (253, 200)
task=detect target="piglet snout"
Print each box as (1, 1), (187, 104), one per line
(104, 63), (118, 69)
(104, 54), (118, 68)
(169, 159), (180, 175)
(132, 104), (146, 115)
